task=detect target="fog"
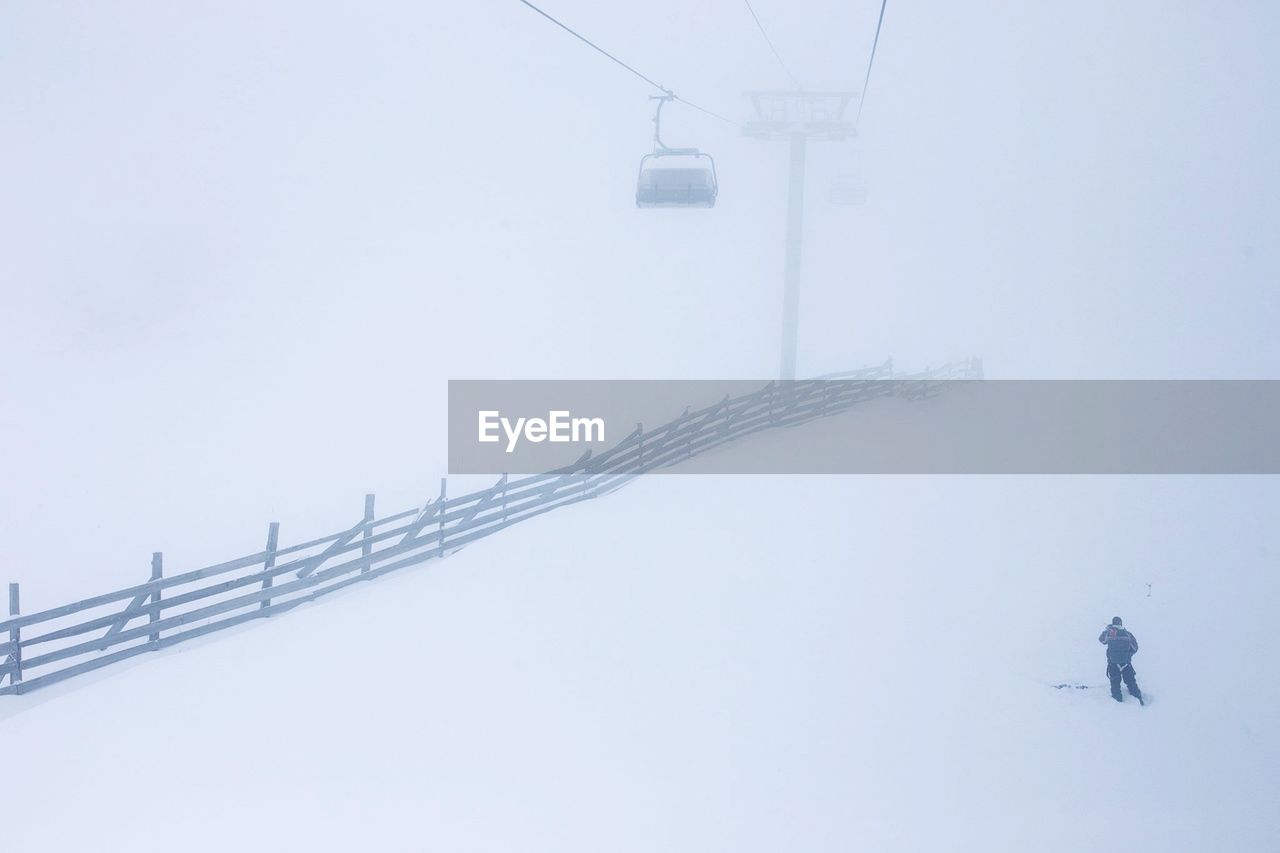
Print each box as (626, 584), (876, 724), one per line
(1, 0), (1277, 667)
(2, 3), (1280, 850)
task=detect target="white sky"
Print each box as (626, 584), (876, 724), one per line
(1, 6), (1278, 849)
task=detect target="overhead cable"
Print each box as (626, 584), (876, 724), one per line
(854, 0), (889, 128)
(516, 0), (739, 127)
(742, 0), (802, 89)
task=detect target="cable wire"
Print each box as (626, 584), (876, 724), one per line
(742, 0), (802, 89)
(517, 0), (667, 92)
(516, 0), (739, 127)
(671, 94), (739, 127)
(854, 0), (888, 129)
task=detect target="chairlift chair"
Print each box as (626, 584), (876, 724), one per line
(635, 94), (719, 209)
(829, 174), (868, 207)
(636, 148), (719, 208)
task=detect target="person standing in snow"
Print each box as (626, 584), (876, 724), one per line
(1099, 616), (1143, 704)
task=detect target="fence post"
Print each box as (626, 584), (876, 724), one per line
(361, 494), (375, 574)
(260, 522), (279, 611)
(636, 422), (644, 471)
(149, 552), (163, 647)
(438, 477), (448, 553)
(502, 473), (508, 522)
(7, 583), (20, 690)
(685, 410), (699, 460)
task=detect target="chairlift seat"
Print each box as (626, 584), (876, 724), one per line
(636, 149), (719, 208)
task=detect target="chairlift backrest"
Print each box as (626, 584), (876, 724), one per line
(641, 168), (712, 189)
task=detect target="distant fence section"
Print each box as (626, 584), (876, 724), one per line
(1, 359), (981, 696)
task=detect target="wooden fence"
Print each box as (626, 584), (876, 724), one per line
(0, 359), (981, 696)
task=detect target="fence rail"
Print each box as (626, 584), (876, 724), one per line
(0, 360), (981, 696)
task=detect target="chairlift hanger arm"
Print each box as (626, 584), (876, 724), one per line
(650, 92), (674, 151)
(650, 92), (715, 153)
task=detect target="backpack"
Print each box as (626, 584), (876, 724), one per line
(1104, 626), (1138, 656)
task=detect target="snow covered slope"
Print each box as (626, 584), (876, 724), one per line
(3, 474), (1277, 852)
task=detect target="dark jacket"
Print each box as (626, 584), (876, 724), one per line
(1099, 626), (1139, 665)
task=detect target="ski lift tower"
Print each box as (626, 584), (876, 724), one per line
(744, 91), (857, 380)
